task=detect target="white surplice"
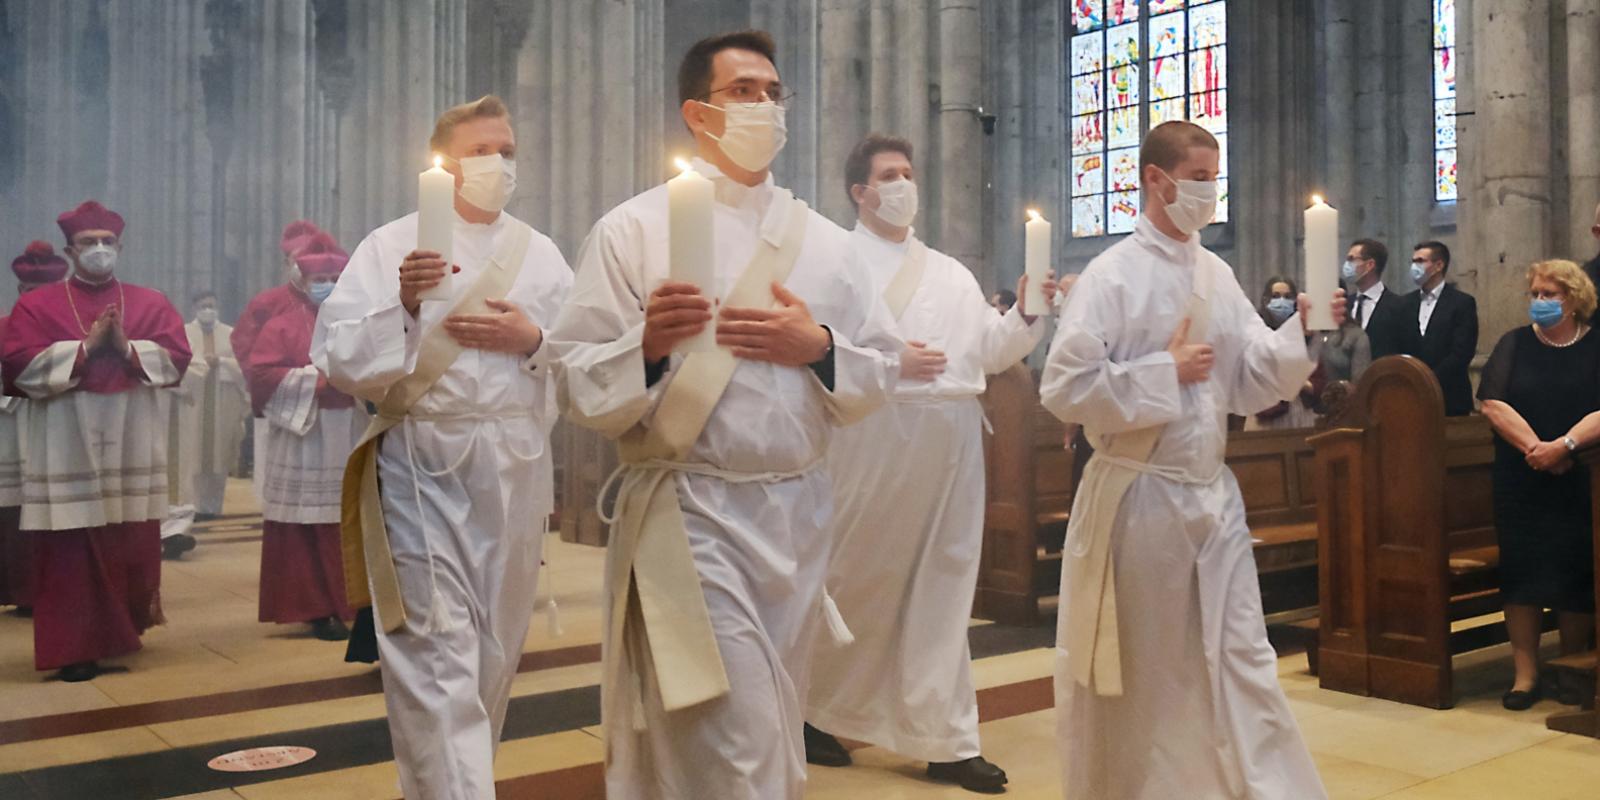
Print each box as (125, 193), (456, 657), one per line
(1041, 215), (1326, 799)
(16, 341), (180, 531)
(807, 224), (1041, 762)
(313, 210), (571, 800)
(258, 365), (365, 524)
(170, 321), (249, 516)
(548, 158), (901, 800)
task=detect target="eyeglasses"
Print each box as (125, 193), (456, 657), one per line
(1530, 289), (1567, 301)
(705, 80), (795, 107)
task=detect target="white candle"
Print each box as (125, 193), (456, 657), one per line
(1024, 209), (1051, 315)
(417, 155), (455, 302)
(1303, 195), (1338, 331)
(668, 158), (716, 353)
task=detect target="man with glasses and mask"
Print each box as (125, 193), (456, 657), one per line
(1343, 238), (1405, 358)
(0, 242), (70, 615)
(1397, 240), (1478, 416)
(1041, 122), (1336, 799)
(803, 133), (1056, 793)
(235, 220), (324, 504)
(162, 290), (249, 560)
(549, 29), (900, 800)
(313, 94), (572, 799)
(1, 201), (191, 683)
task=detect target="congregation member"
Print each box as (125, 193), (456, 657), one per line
(1244, 276), (1319, 430)
(1398, 241), (1478, 416)
(247, 234), (365, 642)
(990, 288), (1016, 315)
(1582, 202), (1600, 289)
(315, 94), (572, 799)
(1344, 238), (1404, 358)
(1042, 121), (1338, 799)
(803, 133), (1056, 794)
(0, 242), (69, 613)
(1478, 259), (1599, 710)
(549, 30), (900, 800)
(0, 201), (190, 682)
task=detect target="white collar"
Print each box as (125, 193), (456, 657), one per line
(1134, 214), (1201, 267)
(1360, 281), (1385, 301)
(853, 221), (914, 250)
(690, 156), (775, 211)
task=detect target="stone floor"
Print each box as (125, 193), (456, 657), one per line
(0, 479), (1595, 799)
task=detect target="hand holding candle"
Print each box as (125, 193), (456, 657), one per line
(1024, 209), (1051, 315)
(1302, 195), (1338, 331)
(668, 158), (716, 353)
(417, 155), (455, 303)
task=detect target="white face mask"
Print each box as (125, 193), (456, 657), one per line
(196, 308), (219, 327)
(870, 179), (919, 228)
(1156, 169), (1219, 236)
(77, 244), (118, 280)
(701, 101), (788, 172)
(456, 154), (517, 213)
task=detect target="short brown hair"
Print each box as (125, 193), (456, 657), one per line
(1352, 238), (1389, 276)
(677, 30), (777, 105)
(843, 134), (914, 209)
(429, 95), (510, 153)
(1138, 120), (1219, 174)
(1528, 259), (1598, 323)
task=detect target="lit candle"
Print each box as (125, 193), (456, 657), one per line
(1024, 209), (1051, 315)
(1303, 195), (1338, 331)
(417, 155), (455, 302)
(668, 158), (716, 353)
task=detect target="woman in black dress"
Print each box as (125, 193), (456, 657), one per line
(1479, 259), (1600, 710)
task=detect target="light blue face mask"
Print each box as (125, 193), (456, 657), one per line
(1530, 298), (1565, 328)
(308, 282), (335, 304)
(1266, 296), (1296, 322)
(1341, 260), (1359, 281)
(1409, 262), (1428, 286)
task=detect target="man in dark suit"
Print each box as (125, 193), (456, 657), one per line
(1343, 238), (1406, 358)
(1397, 240), (1478, 416)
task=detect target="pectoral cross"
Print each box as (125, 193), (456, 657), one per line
(88, 428), (120, 466)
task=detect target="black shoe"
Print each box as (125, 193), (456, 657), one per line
(311, 617), (351, 642)
(57, 661), (101, 683)
(1502, 681), (1542, 711)
(928, 756), (1009, 794)
(161, 534), (197, 561)
(803, 723), (852, 767)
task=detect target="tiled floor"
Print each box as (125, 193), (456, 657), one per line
(1, 479), (1596, 799)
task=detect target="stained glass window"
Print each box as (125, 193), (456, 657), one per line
(1068, 0), (1230, 238)
(1432, 0), (1457, 201)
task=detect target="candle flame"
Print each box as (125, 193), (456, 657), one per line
(433, 155), (443, 169)
(674, 157), (693, 174)
(1026, 208), (1042, 222)
(1311, 194), (1324, 205)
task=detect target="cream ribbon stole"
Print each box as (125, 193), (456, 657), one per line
(340, 220), (534, 632)
(1061, 257), (1215, 696)
(881, 238), (928, 320)
(601, 189), (811, 738)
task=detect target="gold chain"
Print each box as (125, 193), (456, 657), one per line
(64, 279), (126, 337)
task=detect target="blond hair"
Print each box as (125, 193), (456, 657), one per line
(1528, 259), (1598, 322)
(428, 95), (510, 153)
(1139, 120), (1219, 173)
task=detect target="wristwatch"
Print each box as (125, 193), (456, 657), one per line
(1563, 435), (1579, 452)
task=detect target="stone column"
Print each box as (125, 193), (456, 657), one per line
(1568, 0), (1600, 259)
(938, 0), (985, 282)
(1469, 0), (1553, 344)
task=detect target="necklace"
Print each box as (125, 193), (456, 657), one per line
(64, 278), (126, 337)
(1534, 322), (1587, 348)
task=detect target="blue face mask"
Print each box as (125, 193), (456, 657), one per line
(1341, 260), (1359, 281)
(1266, 296), (1296, 322)
(1530, 298), (1565, 328)
(308, 282), (335, 305)
(1409, 262), (1428, 286)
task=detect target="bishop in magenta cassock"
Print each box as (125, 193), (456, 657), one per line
(0, 201), (191, 682)
(245, 233), (364, 641)
(233, 219), (324, 503)
(0, 242), (71, 613)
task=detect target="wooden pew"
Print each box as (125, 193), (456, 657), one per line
(975, 363), (1321, 626)
(1309, 355), (1515, 708)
